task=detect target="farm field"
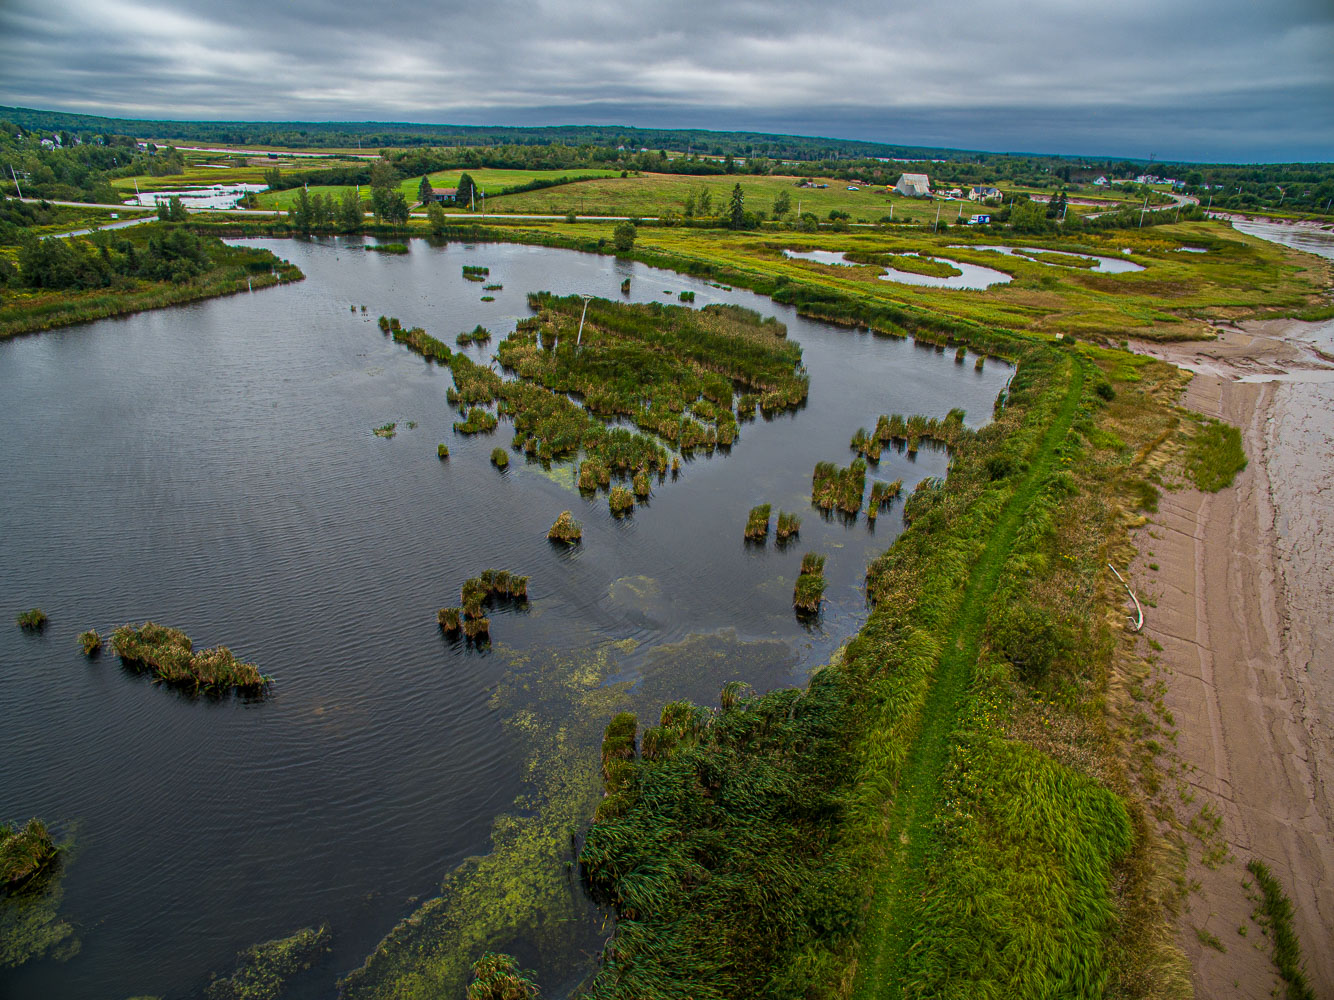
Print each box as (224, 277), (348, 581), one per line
(252, 167), (624, 210)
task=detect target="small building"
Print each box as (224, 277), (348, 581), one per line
(895, 173), (932, 198)
(969, 185), (1001, 201)
(422, 186), (459, 204)
(942, 187), (964, 199)
(1093, 176), (1109, 186)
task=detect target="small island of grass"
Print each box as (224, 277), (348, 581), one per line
(609, 485), (635, 516)
(366, 243), (409, 255)
(547, 510), (583, 544)
(1, 818), (59, 888)
(812, 459), (867, 514)
(111, 622), (268, 693)
(775, 510), (801, 541)
(16, 608), (47, 631)
(373, 422), (397, 438)
(78, 630), (102, 656)
(793, 552), (826, 614)
(491, 447), (510, 468)
(744, 503), (771, 541)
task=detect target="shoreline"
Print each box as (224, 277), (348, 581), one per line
(1129, 318), (1334, 995)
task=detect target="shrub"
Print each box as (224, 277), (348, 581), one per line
(612, 221), (637, 254)
(990, 601), (1067, 682)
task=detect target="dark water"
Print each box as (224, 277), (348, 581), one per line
(0, 238), (1010, 999)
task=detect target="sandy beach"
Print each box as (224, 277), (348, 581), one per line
(1130, 319), (1334, 996)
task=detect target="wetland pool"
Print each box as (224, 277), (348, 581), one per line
(0, 237), (1011, 998)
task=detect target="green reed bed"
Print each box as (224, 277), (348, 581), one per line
(110, 621), (268, 693)
(744, 503), (771, 541)
(456, 324), (492, 346)
(490, 447), (509, 469)
(78, 630), (101, 656)
(453, 408), (498, 435)
(775, 510), (800, 541)
(862, 408), (971, 459)
(373, 422), (397, 438)
(0, 818), (58, 888)
(16, 608), (46, 631)
(366, 243), (408, 255)
(812, 458), (867, 515)
(866, 479), (903, 521)
(462, 265), (490, 282)
(547, 510), (583, 544)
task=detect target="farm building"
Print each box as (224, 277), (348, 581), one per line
(421, 185), (459, 204)
(894, 173), (932, 197)
(969, 185), (1002, 201)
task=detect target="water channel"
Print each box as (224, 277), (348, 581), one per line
(0, 238), (1011, 998)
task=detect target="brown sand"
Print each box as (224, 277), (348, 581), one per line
(1129, 321), (1333, 996)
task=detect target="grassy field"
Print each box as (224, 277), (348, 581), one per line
(252, 167), (623, 210)
(111, 154), (353, 192)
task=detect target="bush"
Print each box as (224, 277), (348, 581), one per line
(612, 221), (637, 254)
(990, 601), (1066, 682)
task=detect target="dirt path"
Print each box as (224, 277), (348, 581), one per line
(1129, 321), (1334, 996)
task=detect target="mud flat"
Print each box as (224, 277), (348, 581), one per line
(1130, 318), (1334, 995)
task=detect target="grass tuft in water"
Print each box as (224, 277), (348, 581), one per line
(744, 503), (771, 541)
(78, 630), (101, 656)
(16, 608), (47, 631)
(490, 447), (509, 469)
(547, 510), (583, 544)
(0, 819), (58, 888)
(775, 510), (801, 541)
(111, 622), (268, 693)
(793, 552), (827, 614)
(609, 486), (635, 516)
(372, 422), (396, 439)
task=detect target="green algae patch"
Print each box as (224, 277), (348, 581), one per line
(0, 823), (78, 970)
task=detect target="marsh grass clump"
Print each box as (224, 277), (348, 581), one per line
(373, 422), (397, 438)
(1185, 419), (1247, 492)
(456, 325), (492, 346)
(744, 503), (771, 541)
(793, 552), (827, 614)
(437, 607), (462, 633)
(16, 608), (47, 631)
(111, 622), (267, 693)
(547, 510), (583, 544)
(0, 818), (58, 888)
(632, 469), (652, 499)
(453, 408), (498, 435)
(1246, 858), (1317, 1000)
(392, 325), (453, 363)
(462, 617), (490, 642)
(811, 458), (867, 514)
(462, 265), (490, 280)
(467, 953), (540, 1000)
(367, 243), (408, 255)
(867, 409), (971, 456)
(78, 630), (101, 656)
(609, 486), (635, 516)
(679, 291), (696, 303)
(377, 315), (391, 333)
(204, 923), (333, 1000)
(955, 346), (967, 363)
(579, 457), (611, 491)
(480, 296), (495, 302)
(775, 510), (801, 541)
(867, 478), (904, 520)
(453, 571), (529, 639)
(490, 447), (509, 469)
(621, 277), (631, 295)
(437, 443), (449, 459)
(483, 284), (503, 291)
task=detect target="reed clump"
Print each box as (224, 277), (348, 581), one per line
(609, 486), (635, 516)
(462, 265), (490, 282)
(437, 443), (449, 459)
(367, 243), (408, 255)
(744, 503), (771, 541)
(679, 291), (696, 303)
(483, 284), (503, 291)
(0, 818), (58, 887)
(78, 629), (101, 656)
(812, 458), (867, 514)
(864, 409), (970, 458)
(579, 457), (612, 490)
(111, 622), (268, 693)
(462, 617), (490, 641)
(547, 510), (583, 544)
(632, 469), (652, 498)
(373, 422), (396, 438)
(437, 607), (462, 633)
(454, 571), (530, 640)
(490, 447), (509, 469)
(453, 408), (498, 434)
(793, 552), (827, 613)
(867, 479), (904, 520)
(16, 608), (47, 631)
(775, 510), (801, 541)
(620, 277), (631, 295)
(456, 324), (492, 346)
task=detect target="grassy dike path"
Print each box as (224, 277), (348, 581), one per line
(853, 357), (1087, 1000)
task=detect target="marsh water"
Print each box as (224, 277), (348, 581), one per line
(782, 247), (1013, 289)
(0, 238), (1010, 998)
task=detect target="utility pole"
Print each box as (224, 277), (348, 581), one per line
(933, 202), (941, 232)
(1139, 195), (1149, 227)
(576, 293), (593, 349)
(9, 164), (23, 199)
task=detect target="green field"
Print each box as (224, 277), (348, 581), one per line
(252, 167), (623, 210)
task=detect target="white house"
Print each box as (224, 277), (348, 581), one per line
(894, 173), (932, 198)
(1093, 176), (1109, 186)
(969, 185), (1001, 201)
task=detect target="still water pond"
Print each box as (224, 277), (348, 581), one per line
(782, 248), (1013, 289)
(0, 238), (1010, 998)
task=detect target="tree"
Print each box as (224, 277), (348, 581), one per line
(696, 186), (713, 216)
(156, 195), (187, 222)
(612, 221), (636, 253)
(418, 175), (432, 205)
(772, 189), (791, 217)
(262, 166), (282, 189)
(456, 172), (478, 209)
(288, 187), (313, 233)
(728, 183), (745, 229)
(427, 201), (448, 235)
(372, 188), (409, 226)
(338, 189), (363, 232)
(369, 158), (395, 190)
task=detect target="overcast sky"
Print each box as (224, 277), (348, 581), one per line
(2, 0), (1331, 162)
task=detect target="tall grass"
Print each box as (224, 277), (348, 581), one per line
(1246, 859), (1316, 1000)
(1184, 419), (1247, 492)
(0, 818), (58, 887)
(110, 621), (268, 693)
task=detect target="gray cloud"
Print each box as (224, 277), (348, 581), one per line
(2, 0), (1331, 160)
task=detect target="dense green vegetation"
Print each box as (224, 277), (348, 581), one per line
(812, 459), (867, 515)
(0, 819), (58, 888)
(1183, 418), (1247, 492)
(547, 510), (582, 544)
(793, 552), (827, 614)
(1245, 859), (1316, 1000)
(0, 816), (76, 970)
(744, 503), (771, 540)
(110, 622), (268, 693)
(16, 608), (47, 630)
(204, 924), (332, 1000)
(78, 629), (102, 655)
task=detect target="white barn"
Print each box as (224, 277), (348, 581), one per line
(894, 173), (932, 198)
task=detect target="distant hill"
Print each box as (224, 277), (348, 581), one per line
(0, 105), (981, 162)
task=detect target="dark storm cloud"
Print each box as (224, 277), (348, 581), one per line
(2, 0), (1331, 160)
